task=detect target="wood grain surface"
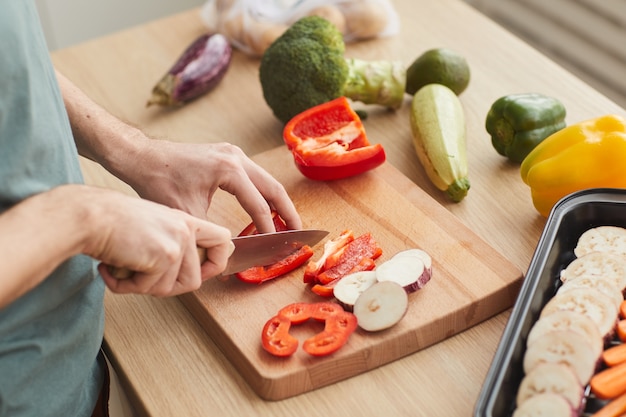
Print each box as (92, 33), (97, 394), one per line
(49, 0), (626, 415)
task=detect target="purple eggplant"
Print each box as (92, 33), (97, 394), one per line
(147, 33), (232, 107)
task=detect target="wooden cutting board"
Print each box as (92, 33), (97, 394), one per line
(179, 146), (522, 401)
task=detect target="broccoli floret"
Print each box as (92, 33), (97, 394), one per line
(259, 16), (406, 124)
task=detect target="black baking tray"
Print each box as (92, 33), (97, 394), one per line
(474, 188), (626, 417)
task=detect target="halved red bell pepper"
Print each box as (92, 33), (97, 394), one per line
(283, 96), (386, 181)
(235, 213), (314, 284)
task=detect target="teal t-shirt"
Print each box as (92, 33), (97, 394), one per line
(0, 1), (105, 416)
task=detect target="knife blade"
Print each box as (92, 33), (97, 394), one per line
(108, 229), (329, 279)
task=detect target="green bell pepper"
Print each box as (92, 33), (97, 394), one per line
(485, 93), (566, 163)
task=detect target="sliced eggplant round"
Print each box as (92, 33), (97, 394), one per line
(527, 310), (603, 359)
(557, 274), (623, 310)
(512, 392), (579, 417)
(375, 250), (431, 293)
(523, 329), (598, 384)
(333, 270), (378, 311)
(540, 287), (619, 342)
(353, 281), (408, 332)
(574, 226), (626, 258)
(560, 251), (626, 294)
(516, 362), (584, 410)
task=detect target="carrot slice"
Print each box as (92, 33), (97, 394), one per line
(591, 360), (626, 399)
(604, 344), (626, 367)
(592, 390), (626, 417)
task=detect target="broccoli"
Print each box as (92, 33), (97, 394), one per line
(259, 15), (406, 124)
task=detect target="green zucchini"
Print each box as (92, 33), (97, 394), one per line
(409, 83), (470, 202)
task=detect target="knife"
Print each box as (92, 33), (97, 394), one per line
(108, 229), (329, 279)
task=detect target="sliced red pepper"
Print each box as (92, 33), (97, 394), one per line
(305, 230), (382, 298)
(303, 308), (357, 357)
(303, 230), (354, 283)
(310, 257), (377, 298)
(236, 245), (314, 283)
(283, 96), (386, 181)
(261, 302), (356, 357)
(238, 211), (288, 236)
(277, 302), (314, 324)
(316, 233), (381, 284)
(235, 213), (313, 284)
(261, 315), (298, 357)
(309, 302), (345, 320)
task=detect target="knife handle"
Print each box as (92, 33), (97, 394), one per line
(108, 247), (208, 279)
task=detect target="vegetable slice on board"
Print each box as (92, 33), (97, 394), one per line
(261, 302), (357, 357)
(375, 249), (432, 293)
(261, 315), (298, 357)
(353, 281), (408, 332)
(283, 96), (386, 181)
(333, 270), (378, 311)
(235, 213), (314, 283)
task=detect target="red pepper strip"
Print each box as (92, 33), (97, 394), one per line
(236, 245), (314, 284)
(277, 302), (315, 325)
(309, 302), (345, 320)
(239, 211), (288, 236)
(283, 96), (386, 181)
(310, 257), (377, 298)
(316, 233), (382, 285)
(261, 315), (298, 357)
(303, 230), (354, 284)
(235, 212), (312, 283)
(303, 310), (358, 357)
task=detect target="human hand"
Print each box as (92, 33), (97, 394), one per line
(77, 186), (233, 297)
(116, 140), (302, 233)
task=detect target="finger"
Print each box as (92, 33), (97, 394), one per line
(151, 231), (202, 296)
(194, 222), (233, 279)
(200, 240), (234, 279)
(238, 159), (302, 230)
(98, 262), (161, 295)
(226, 174), (276, 233)
(266, 196), (302, 230)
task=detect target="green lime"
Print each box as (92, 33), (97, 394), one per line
(405, 48), (471, 96)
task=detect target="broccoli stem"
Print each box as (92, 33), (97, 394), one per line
(343, 58), (406, 109)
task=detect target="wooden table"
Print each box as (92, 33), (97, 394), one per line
(51, 1), (625, 416)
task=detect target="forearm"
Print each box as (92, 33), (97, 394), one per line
(55, 70), (149, 181)
(0, 185), (91, 308)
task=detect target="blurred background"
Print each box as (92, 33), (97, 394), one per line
(36, 0), (626, 108)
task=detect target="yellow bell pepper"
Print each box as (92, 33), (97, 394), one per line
(520, 114), (626, 217)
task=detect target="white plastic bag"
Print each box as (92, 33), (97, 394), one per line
(200, 0), (400, 57)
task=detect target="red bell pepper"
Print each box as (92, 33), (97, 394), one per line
(282, 96), (386, 181)
(303, 230), (354, 284)
(316, 233), (382, 284)
(261, 315), (298, 357)
(235, 213), (314, 284)
(261, 302), (357, 357)
(305, 230), (382, 297)
(310, 256), (377, 298)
